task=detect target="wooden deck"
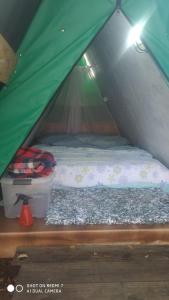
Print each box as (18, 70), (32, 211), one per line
(8, 245), (169, 299)
(1, 208), (169, 258)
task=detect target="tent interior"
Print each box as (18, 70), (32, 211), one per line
(1, 1), (169, 229)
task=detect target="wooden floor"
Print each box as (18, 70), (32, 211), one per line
(1, 207), (169, 258)
(0, 258), (20, 300)
(4, 245), (169, 299)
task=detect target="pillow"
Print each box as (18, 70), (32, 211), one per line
(77, 134), (129, 148)
(37, 134), (79, 146)
(37, 134), (129, 149)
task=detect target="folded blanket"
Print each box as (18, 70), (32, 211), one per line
(8, 147), (56, 178)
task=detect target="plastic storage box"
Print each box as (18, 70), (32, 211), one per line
(1, 173), (54, 218)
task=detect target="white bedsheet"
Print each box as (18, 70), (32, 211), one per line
(35, 145), (169, 188)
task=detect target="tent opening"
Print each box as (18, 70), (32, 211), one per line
(1, 3), (169, 228)
(34, 54), (119, 138)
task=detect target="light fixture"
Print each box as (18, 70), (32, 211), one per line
(127, 22), (145, 48)
(83, 53), (95, 79)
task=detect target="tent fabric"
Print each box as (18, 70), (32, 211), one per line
(122, 0), (169, 81)
(36, 56), (119, 136)
(0, 0), (169, 176)
(0, 0), (116, 176)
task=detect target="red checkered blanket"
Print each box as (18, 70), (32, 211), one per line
(8, 147), (56, 178)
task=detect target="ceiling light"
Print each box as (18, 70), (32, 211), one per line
(83, 53), (95, 79)
(127, 22), (145, 47)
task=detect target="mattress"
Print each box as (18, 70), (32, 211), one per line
(35, 144), (169, 189)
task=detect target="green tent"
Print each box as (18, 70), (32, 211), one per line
(0, 0), (169, 175)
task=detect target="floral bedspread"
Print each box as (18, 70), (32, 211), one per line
(35, 145), (169, 189)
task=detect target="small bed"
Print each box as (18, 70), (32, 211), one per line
(35, 134), (169, 190)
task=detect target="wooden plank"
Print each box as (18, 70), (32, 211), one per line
(123, 282), (169, 300)
(13, 283), (124, 300)
(0, 291), (11, 300)
(1, 224), (169, 258)
(0, 259), (20, 300)
(11, 245), (169, 300)
(12, 282), (169, 300)
(11, 260), (169, 283)
(14, 245), (169, 264)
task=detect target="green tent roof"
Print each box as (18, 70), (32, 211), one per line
(0, 0), (169, 175)
(0, 0), (116, 175)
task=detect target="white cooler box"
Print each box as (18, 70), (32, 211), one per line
(1, 173), (54, 218)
